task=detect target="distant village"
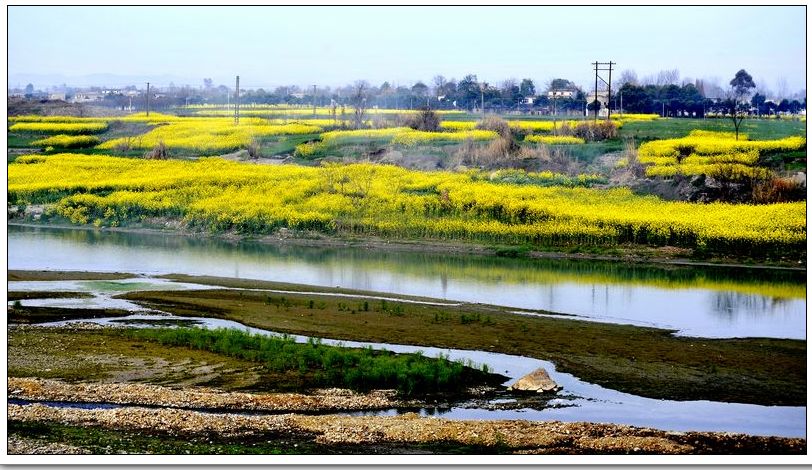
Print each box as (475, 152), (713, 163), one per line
(8, 75), (806, 118)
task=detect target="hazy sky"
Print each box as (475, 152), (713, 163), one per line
(8, 6), (807, 93)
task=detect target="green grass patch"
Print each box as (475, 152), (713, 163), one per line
(126, 327), (502, 395)
(259, 133), (321, 156)
(621, 118), (805, 142)
(7, 133), (40, 148)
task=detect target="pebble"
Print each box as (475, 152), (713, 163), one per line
(7, 402), (806, 454)
(8, 377), (404, 412)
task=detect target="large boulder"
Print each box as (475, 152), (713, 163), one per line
(507, 368), (561, 393)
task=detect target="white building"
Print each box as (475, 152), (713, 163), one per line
(71, 92), (103, 103)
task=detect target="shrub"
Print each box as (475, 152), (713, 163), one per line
(114, 137), (131, 152)
(569, 120), (618, 141)
(453, 137), (516, 168)
(475, 116), (511, 139)
(145, 140), (168, 159)
(405, 108), (441, 132)
(752, 177), (806, 204)
(247, 138), (261, 160)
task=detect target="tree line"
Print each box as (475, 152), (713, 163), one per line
(20, 69), (805, 118)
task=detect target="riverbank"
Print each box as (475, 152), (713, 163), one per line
(8, 403), (805, 455)
(8, 220), (806, 271)
(116, 281), (805, 406)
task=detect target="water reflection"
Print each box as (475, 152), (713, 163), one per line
(8, 224), (806, 339)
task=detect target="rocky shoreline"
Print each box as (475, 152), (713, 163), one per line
(8, 377), (406, 413)
(8, 403), (805, 455)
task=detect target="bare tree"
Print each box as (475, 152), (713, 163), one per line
(500, 78), (518, 91)
(351, 80), (369, 129)
(755, 80), (773, 100)
(432, 75), (447, 98)
(775, 77), (789, 100)
(617, 69), (638, 87)
(702, 76), (725, 100)
(656, 69), (680, 87)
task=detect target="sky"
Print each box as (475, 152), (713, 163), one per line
(7, 6), (807, 95)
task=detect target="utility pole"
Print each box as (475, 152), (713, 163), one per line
(607, 61), (613, 120)
(480, 86), (485, 119)
(312, 84), (317, 116)
(593, 62), (598, 122)
(146, 82), (150, 116)
(234, 75), (240, 125)
(591, 61), (615, 121)
(620, 91), (623, 118)
(551, 90), (561, 131)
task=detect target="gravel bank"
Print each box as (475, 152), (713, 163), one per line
(9, 377), (404, 412)
(8, 403), (805, 454)
(8, 435), (90, 455)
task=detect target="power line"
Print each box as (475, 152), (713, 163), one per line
(592, 61), (615, 121)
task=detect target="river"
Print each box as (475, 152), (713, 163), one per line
(6, 224), (807, 438)
(8, 224), (806, 339)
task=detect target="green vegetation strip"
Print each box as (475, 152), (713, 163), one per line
(126, 327), (502, 395)
(120, 288), (805, 406)
(620, 118), (806, 142)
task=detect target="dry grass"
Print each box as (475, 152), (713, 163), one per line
(752, 177), (806, 204)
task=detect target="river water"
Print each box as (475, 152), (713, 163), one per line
(8, 224), (806, 339)
(6, 224), (807, 437)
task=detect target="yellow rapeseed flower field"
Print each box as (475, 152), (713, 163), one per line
(97, 119), (322, 152)
(30, 134), (101, 148)
(524, 135), (586, 145)
(8, 154), (805, 258)
(9, 122), (109, 134)
(610, 113), (660, 121)
(638, 130), (805, 179)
